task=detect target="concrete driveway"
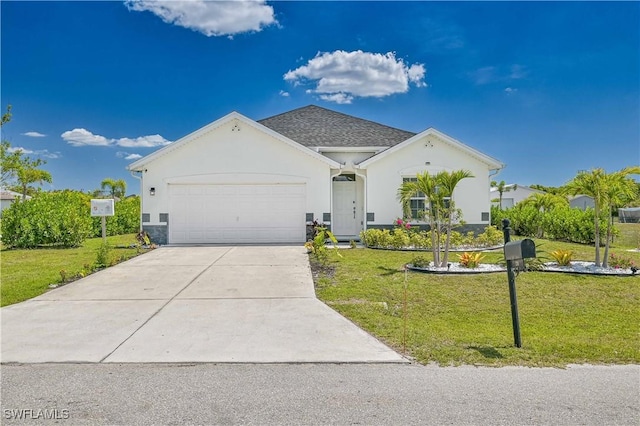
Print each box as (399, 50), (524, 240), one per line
(1, 246), (406, 364)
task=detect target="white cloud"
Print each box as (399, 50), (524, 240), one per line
(117, 151), (143, 160)
(124, 0), (277, 37)
(115, 134), (171, 148)
(63, 129), (172, 148)
(319, 93), (353, 105)
(279, 90), (290, 97)
(22, 131), (46, 137)
(8, 146), (61, 159)
(61, 128), (111, 147)
(284, 50), (427, 103)
(504, 87), (518, 94)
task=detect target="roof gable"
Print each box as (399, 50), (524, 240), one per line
(128, 111), (341, 171)
(258, 105), (416, 148)
(358, 127), (504, 169)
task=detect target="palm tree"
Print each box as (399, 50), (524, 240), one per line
(601, 167), (640, 267)
(491, 180), (517, 209)
(437, 170), (474, 266)
(520, 192), (568, 238)
(398, 171), (441, 265)
(101, 178), (127, 198)
(564, 167), (640, 267)
(398, 169), (474, 267)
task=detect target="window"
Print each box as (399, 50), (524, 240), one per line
(402, 177), (452, 221)
(402, 177), (426, 220)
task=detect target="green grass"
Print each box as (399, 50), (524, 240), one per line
(314, 228), (640, 367)
(1, 234), (148, 307)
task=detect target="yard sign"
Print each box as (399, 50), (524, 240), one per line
(91, 199), (115, 242)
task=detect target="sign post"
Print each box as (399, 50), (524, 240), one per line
(502, 219), (536, 348)
(91, 199), (115, 243)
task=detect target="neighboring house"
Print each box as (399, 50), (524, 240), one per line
(569, 195), (595, 210)
(0, 189), (31, 216)
(490, 184), (542, 209)
(128, 105), (504, 244)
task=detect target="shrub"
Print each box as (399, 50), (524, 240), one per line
(410, 255), (431, 268)
(476, 226), (503, 247)
(95, 242), (111, 268)
(457, 252), (485, 268)
(494, 205), (609, 245)
(609, 253), (637, 270)
(550, 249), (573, 266)
(391, 227), (410, 249)
(1, 190), (92, 248)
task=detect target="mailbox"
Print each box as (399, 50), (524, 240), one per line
(504, 239), (536, 261)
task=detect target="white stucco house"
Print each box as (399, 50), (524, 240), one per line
(569, 194), (595, 210)
(490, 184), (542, 209)
(128, 105), (504, 244)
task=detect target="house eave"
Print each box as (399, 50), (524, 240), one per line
(358, 127), (504, 170)
(127, 111), (341, 171)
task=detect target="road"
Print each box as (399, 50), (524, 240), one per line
(1, 363), (638, 425)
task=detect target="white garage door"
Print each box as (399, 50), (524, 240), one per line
(168, 184), (306, 244)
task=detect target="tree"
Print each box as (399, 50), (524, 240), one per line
(1, 105), (52, 195)
(601, 167), (640, 267)
(398, 171), (441, 265)
(0, 105), (21, 188)
(100, 178), (127, 198)
(398, 169), (474, 267)
(564, 167), (640, 267)
(520, 192), (569, 238)
(491, 180), (517, 209)
(437, 170), (474, 266)
(16, 160), (53, 198)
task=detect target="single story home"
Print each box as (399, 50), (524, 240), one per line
(128, 105), (504, 244)
(569, 194), (595, 210)
(491, 184), (542, 209)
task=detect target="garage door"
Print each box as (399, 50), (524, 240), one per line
(168, 184), (306, 244)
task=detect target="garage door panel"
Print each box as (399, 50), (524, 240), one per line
(169, 184), (306, 244)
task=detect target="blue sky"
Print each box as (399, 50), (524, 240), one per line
(2, 1), (639, 195)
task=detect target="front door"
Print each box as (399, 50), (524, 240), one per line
(333, 177), (358, 236)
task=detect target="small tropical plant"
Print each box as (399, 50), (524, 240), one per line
(457, 252), (485, 268)
(409, 255), (431, 268)
(609, 253), (637, 270)
(306, 225), (342, 264)
(549, 249), (573, 266)
(95, 242), (111, 268)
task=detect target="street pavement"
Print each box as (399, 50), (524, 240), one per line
(1, 363), (638, 425)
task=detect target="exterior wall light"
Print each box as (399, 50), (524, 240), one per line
(150, 187), (156, 196)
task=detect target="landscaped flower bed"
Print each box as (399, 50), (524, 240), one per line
(360, 224), (504, 251)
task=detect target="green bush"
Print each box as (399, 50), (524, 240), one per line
(91, 196), (140, 237)
(492, 205), (609, 245)
(1, 190), (93, 248)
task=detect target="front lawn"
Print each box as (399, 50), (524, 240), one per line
(1, 234), (148, 307)
(314, 239), (640, 367)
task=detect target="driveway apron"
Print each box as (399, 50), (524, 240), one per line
(1, 246), (406, 363)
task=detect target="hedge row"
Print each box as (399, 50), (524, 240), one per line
(490, 205), (610, 245)
(1, 191), (140, 248)
(360, 226), (504, 250)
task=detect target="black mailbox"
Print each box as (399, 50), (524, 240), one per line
(504, 239), (536, 261)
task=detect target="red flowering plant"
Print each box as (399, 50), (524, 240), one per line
(394, 218), (412, 230)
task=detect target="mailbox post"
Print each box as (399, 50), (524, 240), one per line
(502, 219), (536, 348)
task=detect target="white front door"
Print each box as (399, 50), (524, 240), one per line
(333, 180), (358, 236)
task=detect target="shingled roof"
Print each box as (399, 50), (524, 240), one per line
(258, 105), (416, 148)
